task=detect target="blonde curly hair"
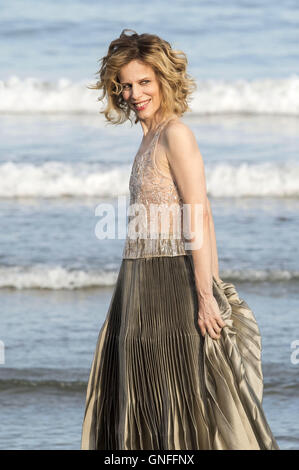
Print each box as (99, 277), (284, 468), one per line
(89, 29), (197, 125)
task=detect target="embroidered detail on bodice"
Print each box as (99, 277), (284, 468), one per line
(122, 116), (191, 259)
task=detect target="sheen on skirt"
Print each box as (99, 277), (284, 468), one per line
(80, 254), (279, 450)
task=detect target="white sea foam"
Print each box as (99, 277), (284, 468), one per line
(0, 265), (118, 289)
(192, 75), (299, 115)
(1, 75), (299, 115)
(0, 265), (297, 289)
(220, 269), (299, 283)
(0, 161), (130, 198)
(0, 161), (298, 198)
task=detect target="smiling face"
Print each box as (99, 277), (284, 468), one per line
(119, 60), (162, 122)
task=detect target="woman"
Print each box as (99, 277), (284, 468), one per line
(81, 29), (279, 450)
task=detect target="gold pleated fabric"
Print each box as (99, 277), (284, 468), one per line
(80, 254), (279, 450)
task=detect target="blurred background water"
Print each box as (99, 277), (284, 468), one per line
(0, 0), (298, 450)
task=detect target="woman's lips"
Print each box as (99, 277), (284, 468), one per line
(133, 99), (151, 111)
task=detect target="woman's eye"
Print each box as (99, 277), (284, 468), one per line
(122, 80), (149, 90)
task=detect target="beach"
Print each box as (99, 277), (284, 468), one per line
(0, 0), (299, 449)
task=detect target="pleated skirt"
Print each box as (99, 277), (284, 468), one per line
(80, 254), (279, 450)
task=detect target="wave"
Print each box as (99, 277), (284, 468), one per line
(0, 367), (86, 392)
(2, 377), (297, 395)
(0, 378), (86, 392)
(220, 269), (299, 283)
(1, 364), (297, 396)
(1, 75), (299, 115)
(0, 161), (299, 198)
(0, 161), (130, 198)
(0, 265), (298, 289)
(0, 265), (119, 289)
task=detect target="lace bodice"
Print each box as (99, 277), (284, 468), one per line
(122, 116), (191, 259)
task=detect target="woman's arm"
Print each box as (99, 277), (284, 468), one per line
(164, 121), (226, 339)
(207, 197), (222, 284)
(164, 121), (212, 296)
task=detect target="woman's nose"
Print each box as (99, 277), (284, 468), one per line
(131, 85), (142, 100)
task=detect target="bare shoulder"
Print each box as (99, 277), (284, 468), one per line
(162, 118), (202, 162)
(164, 118), (195, 141)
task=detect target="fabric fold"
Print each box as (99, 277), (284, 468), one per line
(203, 277), (279, 449)
(80, 255), (279, 450)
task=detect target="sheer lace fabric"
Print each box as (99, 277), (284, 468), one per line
(122, 117), (191, 259)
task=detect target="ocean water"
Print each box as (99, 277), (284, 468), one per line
(0, 0), (299, 450)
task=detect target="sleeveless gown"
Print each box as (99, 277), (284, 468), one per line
(80, 117), (279, 450)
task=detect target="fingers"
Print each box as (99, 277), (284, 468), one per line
(197, 319), (206, 337)
(211, 313), (227, 332)
(197, 294), (227, 340)
(207, 322), (221, 340)
(198, 318), (219, 339)
(198, 316), (226, 340)
(217, 317), (226, 328)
